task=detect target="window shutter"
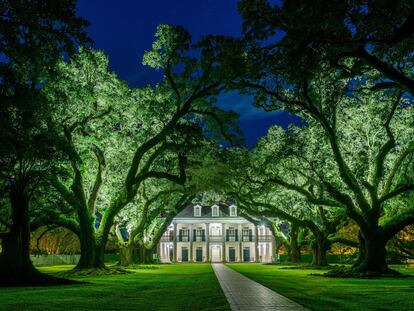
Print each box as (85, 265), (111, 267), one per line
(235, 229), (238, 241)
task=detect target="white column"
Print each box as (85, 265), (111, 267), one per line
(189, 224), (193, 262)
(254, 224), (259, 262)
(173, 223), (177, 262)
(238, 224), (242, 262)
(222, 223), (226, 262)
(206, 223), (210, 262)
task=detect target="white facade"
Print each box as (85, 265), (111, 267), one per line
(158, 204), (275, 263)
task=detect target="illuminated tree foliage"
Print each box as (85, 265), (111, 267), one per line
(230, 82), (414, 273)
(224, 148), (354, 267)
(115, 144), (226, 266)
(38, 25), (241, 270)
(228, 0), (414, 275)
(115, 181), (194, 266)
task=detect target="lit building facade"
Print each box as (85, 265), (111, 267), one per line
(158, 204), (275, 263)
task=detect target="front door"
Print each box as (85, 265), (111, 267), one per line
(229, 247), (236, 262)
(211, 246), (221, 262)
(169, 246), (173, 262)
(182, 248), (188, 262)
(196, 247), (203, 262)
(243, 247), (250, 262)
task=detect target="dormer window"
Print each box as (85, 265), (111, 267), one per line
(211, 204), (219, 217)
(194, 205), (201, 217)
(229, 205), (237, 216)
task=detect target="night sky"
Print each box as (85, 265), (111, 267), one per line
(76, 0), (299, 147)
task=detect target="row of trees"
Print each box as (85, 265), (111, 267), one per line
(220, 0), (414, 275)
(1, 0), (414, 285)
(0, 1), (242, 285)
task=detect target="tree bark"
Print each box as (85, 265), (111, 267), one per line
(288, 224), (302, 263)
(93, 233), (107, 269)
(311, 236), (331, 266)
(119, 244), (138, 266)
(74, 209), (97, 269)
(353, 229), (389, 274)
(136, 244), (155, 264)
(0, 185), (54, 285)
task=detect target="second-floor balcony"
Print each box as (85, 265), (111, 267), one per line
(193, 235), (206, 242)
(242, 235), (254, 242)
(178, 235), (190, 242)
(226, 235), (238, 242)
(258, 235), (273, 242)
(160, 235), (173, 242)
(209, 235), (222, 242)
(159, 231), (273, 244)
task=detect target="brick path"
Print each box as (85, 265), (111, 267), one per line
(212, 263), (309, 311)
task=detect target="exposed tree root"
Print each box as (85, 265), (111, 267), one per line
(57, 266), (131, 278)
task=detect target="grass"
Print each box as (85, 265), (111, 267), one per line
(0, 264), (230, 311)
(226, 263), (414, 311)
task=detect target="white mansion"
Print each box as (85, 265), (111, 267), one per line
(158, 204), (275, 263)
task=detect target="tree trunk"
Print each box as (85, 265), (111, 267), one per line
(74, 206), (97, 269)
(311, 236), (331, 266)
(93, 235), (107, 269)
(0, 188), (38, 284)
(136, 245), (154, 264)
(353, 229), (389, 274)
(119, 244), (138, 266)
(288, 224), (302, 263)
(353, 231), (366, 267)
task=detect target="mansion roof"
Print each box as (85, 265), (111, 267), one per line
(175, 203), (240, 219)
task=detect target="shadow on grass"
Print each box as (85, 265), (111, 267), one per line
(311, 265), (414, 279)
(0, 272), (86, 287)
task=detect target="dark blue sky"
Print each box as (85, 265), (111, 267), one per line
(76, 0), (299, 147)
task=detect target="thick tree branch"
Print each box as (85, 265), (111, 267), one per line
(87, 144), (106, 213)
(371, 92), (402, 197)
(356, 48), (414, 95)
(329, 236), (359, 248)
(189, 109), (236, 145)
(383, 144), (414, 195)
(68, 107), (113, 133)
(378, 184), (414, 204)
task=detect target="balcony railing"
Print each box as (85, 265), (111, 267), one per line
(193, 235), (205, 242)
(226, 235), (238, 242)
(164, 233), (272, 243)
(242, 235), (254, 242)
(209, 235), (222, 242)
(258, 235), (273, 242)
(160, 236), (173, 242)
(178, 236), (190, 242)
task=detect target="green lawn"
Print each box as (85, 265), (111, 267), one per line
(0, 264), (230, 311)
(226, 263), (414, 311)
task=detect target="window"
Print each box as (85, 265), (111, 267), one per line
(229, 205), (237, 216)
(226, 228), (237, 241)
(194, 205), (201, 217)
(211, 204), (219, 217)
